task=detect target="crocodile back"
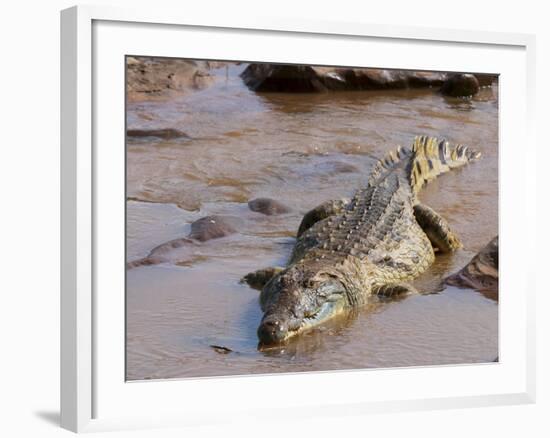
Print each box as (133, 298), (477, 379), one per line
(288, 136), (480, 297)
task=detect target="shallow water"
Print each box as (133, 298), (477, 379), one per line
(126, 63), (498, 380)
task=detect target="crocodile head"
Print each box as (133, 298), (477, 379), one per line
(257, 265), (348, 346)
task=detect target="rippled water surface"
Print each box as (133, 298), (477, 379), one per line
(126, 63), (498, 380)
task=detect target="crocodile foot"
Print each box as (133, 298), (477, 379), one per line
(413, 203), (462, 253)
(241, 267), (284, 290)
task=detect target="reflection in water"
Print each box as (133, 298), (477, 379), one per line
(126, 63), (498, 380)
(258, 308), (363, 359)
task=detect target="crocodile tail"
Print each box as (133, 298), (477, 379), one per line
(409, 135), (481, 194)
(367, 145), (413, 186)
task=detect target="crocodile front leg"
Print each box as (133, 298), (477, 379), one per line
(413, 203), (462, 253)
(243, 199), (350, 290)
(241, 267), (284, 290)
(297, 198), (350, 237)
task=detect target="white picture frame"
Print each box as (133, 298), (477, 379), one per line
(60, 4), (536, 433)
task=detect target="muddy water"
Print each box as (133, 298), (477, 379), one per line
(126, 64), (498, 380)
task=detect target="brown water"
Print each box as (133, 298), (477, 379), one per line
(126, 63), (498, 380)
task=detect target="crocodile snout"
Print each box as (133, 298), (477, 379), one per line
(257, 318), (288, 345)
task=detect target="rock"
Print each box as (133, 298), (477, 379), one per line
(474, 74), (498, 87)
(241, 64), (328, 92)
(210, 345), (233, 354)
(440, 74), (480, 97)
(148, 237), (195, 255)
(327, 68), (446, 90)
(126, 216), (242, 270)
(240, 64), (448, 92)
(126, 237), (195, 269)
(203, 61), (228, 69)
(248, 198), (292, 215)
(126, 57), (215, 102)
(445, 236), (498, 299)
(126, 56), (141, 66)
(188, 215), (243, 241)
(126, 128), (190, 140)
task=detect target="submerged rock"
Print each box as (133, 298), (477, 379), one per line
(126, 128), (190, 140)
(188, 215), (243, 241)
(316, 160), (360, 174)
(240, 64), (447, 92)
(126, 254), (169, 270)
(441, 74), (480, 97)
(126, 215), (243, 269)
(446, 236), (498, 299)
(125, 237), (195, 269)
(248, 198), (292, 215)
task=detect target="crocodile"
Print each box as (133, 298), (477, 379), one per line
(243, 136), (481, 345)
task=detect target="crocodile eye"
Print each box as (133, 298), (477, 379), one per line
(306, 279), (316, 288)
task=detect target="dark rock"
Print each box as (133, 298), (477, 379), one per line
(248, 198), (292, 215)
(188, 215), (243, 241)
(241, 64), (328, 92)
(240, 63), (448, 92)
(210, 345), (233, 354)
(441, 74), (480, 97)
(126, 128), (190, 140)
(446, 236), (498, 300)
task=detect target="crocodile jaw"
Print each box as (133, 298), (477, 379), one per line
(257, 294), (348, 346)
(298, 296), (348, 334)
